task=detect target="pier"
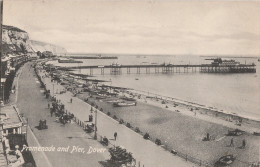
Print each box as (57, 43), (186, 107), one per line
(57, 63), (256, 75)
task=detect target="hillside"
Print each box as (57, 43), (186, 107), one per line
(2, 25), (67, 55)
(30, 40), (67, 54)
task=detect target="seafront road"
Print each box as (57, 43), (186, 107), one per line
(16, 62), (109, 167)
(37, 63), (194, 167)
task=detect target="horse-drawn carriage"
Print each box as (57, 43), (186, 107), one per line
(100, 136), (109, 146)
(38, 120), (48, 130)
(108, 146), (134, 166)
(84, 124), (95, 133)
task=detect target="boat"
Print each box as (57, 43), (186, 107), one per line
(227, 129), (245, 136)
(121, 97), (136, 101)
(113, 102), (137, 107)
(69, 54), (118, 59)
(58, 59), (83, 63)
(215, 154), (236, 166)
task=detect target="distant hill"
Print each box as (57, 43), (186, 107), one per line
(2, 25), (67, 55)
(30, 40), (67, 55)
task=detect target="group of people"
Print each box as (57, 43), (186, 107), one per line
(229, 138), (246, 149)
(49, 97), (74, 125)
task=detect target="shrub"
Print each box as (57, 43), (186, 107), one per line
(107, 112), (111, 116)
(113, 115), (117, 120)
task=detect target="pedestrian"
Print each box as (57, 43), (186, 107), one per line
(242, 139), (246, 149)
(206, 133), (210, 141)
(70, 98), (72, 103)
(114, 132), (117, 141)
(50, 108), (53, 117)
(230, 138), (234, 147)
(48, 103), (50, 109)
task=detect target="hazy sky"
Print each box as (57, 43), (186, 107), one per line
(4, 0), (260, 55)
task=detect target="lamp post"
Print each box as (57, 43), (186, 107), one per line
(94, 110), (97, 140)
(52, 83), (55, 95)
(2, 83), (4, 105)
(110, 78), (112, 93)
(0, 123), (3, 136)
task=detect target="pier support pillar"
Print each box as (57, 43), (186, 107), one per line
(101, 68), (104, 75)
(137, 67), (141, 74)
(90, 68), (93, 76)
(127, 67), (130, 74)
(146, 68), (150, 74)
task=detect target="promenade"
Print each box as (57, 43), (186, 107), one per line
(37, 63), (194, 166)
(15, 62), (109, 167)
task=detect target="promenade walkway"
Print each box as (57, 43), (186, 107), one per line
(16, 62), (109, 167)
(38, 64), (194, 167)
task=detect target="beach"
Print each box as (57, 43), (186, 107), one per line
(38, 58), (260, 166)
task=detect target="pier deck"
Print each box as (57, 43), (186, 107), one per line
(57, 63), (256, 75)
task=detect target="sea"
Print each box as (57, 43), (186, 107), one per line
(50, 54), (260, 120)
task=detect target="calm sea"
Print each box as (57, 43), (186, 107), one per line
(52, 54), (260, 120)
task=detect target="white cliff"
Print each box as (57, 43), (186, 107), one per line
(2, 25), (67, 55)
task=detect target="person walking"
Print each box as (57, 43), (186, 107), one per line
(70, 98), (73, 103)
(242, 139), (246, 149)
(50, 108), (53, 117)
(230, 138), (234, 147)
(48, 103), (50, 109)
(114, 132), (117, 141)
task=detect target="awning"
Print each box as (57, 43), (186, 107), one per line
(1, 78), (6, 83)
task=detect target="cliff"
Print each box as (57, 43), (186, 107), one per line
(30, 40), (67, 55)
(2, 25), (34, 53)
(2, 25), (67, 55)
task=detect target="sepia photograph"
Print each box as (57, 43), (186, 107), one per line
(0, 0), (260, 167)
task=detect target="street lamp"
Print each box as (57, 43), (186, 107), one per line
(0, 123), (3, 136)
(52, 83), (55, 95)
(94, 110), (97, 140)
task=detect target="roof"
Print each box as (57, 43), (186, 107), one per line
(0, 106), (23, 129)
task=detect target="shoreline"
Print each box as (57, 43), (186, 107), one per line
(76, 92), (260, 166)
(127, 89), (260, 132)
(130, 89), (260, 123)
(47, 58), (260, 130)
(38, 59), (260, 166)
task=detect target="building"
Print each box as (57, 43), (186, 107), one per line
(0, 106), (25, 135)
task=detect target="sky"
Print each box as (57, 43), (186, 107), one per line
(3, 0), (260, 55)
